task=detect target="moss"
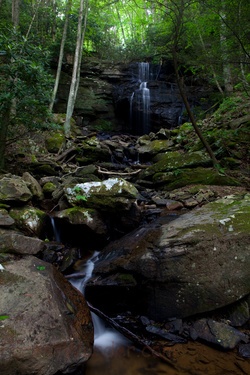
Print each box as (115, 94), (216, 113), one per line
(141, 151), (211, 180)
(117, 273), (137, 286)
(45, 132), (65, 153)
(43, 182), (57, 194)
(154, 168), (240, 190)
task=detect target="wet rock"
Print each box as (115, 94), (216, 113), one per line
(193, 319), (248, 350)
(22, 172), (44, 200)
(146, 325), (187, 344)
(0, 256), (93, 375)
(87, 194), (250, 321)
(226, 300), (250, 327)
(238, 343), (250, 358)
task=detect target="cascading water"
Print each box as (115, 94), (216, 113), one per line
(50, 217), (61, 242)
(130, 62), (151, 134)
(67, 252), (128, 352)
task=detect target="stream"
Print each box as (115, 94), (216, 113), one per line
(66, 252), (250, 375)
(67, 252), (183, 375)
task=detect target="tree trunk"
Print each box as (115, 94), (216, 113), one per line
(0, 107), (10, 170)
(49, 0), (72, 112)
(64, 0), (88, 137)
(12, 0), (20, 26)
(172, 47), (218, 168)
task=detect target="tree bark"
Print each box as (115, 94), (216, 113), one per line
(0, 107), (10, 170)
(88, 303), (177, 368)
(49, 0), (72, 112)
(12, 0), (20, 27)
(64, 0), (88, 137)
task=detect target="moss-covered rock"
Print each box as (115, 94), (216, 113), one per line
(9, 206), (47, 236)
(45, 132), (65, 153)
(43, 181), (57, 195)
(64, 178), (139, 212)
(87, 194), (250, 321)
(54, 207), (107, 235)
(0, 176), (33, 203)
(137, 139), (174, 156)
(140, 151), (212, 181)
(153, 167), (240, 190)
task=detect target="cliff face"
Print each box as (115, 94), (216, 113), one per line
(54, 59), (213, 134)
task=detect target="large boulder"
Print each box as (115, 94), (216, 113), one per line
(0, 256), (93, 375)
(86, 194), (250, 321)
(64, 177), (139, 212)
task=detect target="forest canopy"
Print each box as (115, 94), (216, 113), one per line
(0, 0), (250, 167)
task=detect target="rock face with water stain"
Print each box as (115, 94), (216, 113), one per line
(86, 194), (250, 321)
(0, 256), (93, 375)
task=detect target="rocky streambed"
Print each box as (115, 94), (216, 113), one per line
(1, 120), (250, 374)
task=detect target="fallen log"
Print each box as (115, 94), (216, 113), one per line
(97, 166), (141, 176)
(88, 302), (177, 369)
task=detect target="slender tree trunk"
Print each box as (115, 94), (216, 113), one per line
(74, 0), (88, 104)
(115, 5), (126, 46)
(12, 0), (19, 26)
(198, 30), (224, 96)
(49, 0), (72, 112)
(172, 47), (218, 167)
(219, 3), (233, 93)
(0, 107), (10, 170)
(24, 0), (42, 41)
(64, 0), (87, 137)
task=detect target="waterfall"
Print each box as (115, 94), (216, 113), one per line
(67, 252), (127, 351)
(50, 217), (61, 242)
(130, 62), (151, 134)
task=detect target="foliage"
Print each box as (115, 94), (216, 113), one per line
(0, 29), (53, 131)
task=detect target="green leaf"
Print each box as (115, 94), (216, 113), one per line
(0, 315), (9, 320)
(36, 266), (46, 271)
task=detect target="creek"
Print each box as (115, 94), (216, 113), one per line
(67, 251), (183, 375)
(67, 252), (250, 375)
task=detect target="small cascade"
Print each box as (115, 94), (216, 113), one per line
(130, 62), (151, 134)
(67, 252), (128, 352)
(50, 217), (61, 242)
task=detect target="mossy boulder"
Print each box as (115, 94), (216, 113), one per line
(137, 139), (174, 156)
(76, 136), (110, 165)
(9, 207), (47, 237)
(64, 178), (139, 212)
(140, 151), (212, 181)
(87, 194), (250, 321)
(153, 167), (240, 190)
(54, 207), (107, 235)
(0, 176), (33, 203)
(45, 131), (65, 153)
(22, 172), (44, 200)
(43, 181), (57, 195)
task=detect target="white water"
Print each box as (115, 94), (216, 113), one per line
(67, 251), (128, 352)
(130, 62), (151, 134)
(50, 217), (61, 242)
